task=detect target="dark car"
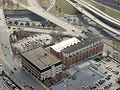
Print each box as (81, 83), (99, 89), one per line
(14, 67), (17, 71)
(11, 71), (14, 74)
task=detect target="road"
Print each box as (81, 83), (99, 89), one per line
(27, 0), (55, 11)
(27, 0), (39, 7)
(47, 0), (55, 11)
(10, 0), (83, 37)
(93, 0), (120, 12)
(10, 26), (85, 37)
(0, 3), (46, 90)
(66, 0), (120, 35)
(0, 6), (17, 69)
(75, 0), (120, 26)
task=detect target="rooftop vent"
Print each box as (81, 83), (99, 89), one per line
(44, 52), (48, 56)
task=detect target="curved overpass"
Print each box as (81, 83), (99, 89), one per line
(10, 0), (83, 37)
(74, 0), (120, 28)
(66, 0), (120, 35)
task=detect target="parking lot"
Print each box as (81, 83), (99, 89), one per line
(1, 76), (20, 90)
(94, 57), (120, 90)
(51, 57), (120, 90)
(0, 77), (9, 90)
(51, 61), (105, 90)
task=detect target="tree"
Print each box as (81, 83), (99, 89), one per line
(56, 5), (58, 10)
(20, 23), (24, 26)
(53, 24), (56, 28)
(58, 8), (61, 13)
(10, 1), (14, 9)
(6, 0), (10, 6)
(112, 54), (116, 60)
(16, 2), (19, 9)
(42, 22), (46, 27)
(47, 22), (51, 27)
(25, 22), (30, 26)
(106, 50), (111, 57)
(14, 20), (18, 25)
(8, 21), (12, 25)
(2, 0), (5, 7)
(13, 31), (19, 38)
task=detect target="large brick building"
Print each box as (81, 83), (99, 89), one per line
(50, 32), (104, 67)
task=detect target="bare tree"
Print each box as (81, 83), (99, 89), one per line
(2, 0), (5, 8)
(16, 2), (19, 9)
(10, 1), (14, 9)
(106, 50), (111, 57)
(112, 54), (116, 60)
(6, 0), (10, 7)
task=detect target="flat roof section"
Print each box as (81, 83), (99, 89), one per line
(63, 32), (102, 54)
(22, 47), (61, 70)
(50, 37), (80, 52)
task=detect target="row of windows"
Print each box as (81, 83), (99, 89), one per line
(22, 60), (41, 78)
(23, 65), (41, 80)
(63, 47), (102, 65)
(22, 59), (62, 81)
(66, 44), (103, 57)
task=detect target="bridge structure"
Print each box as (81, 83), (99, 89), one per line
(66, 0), (120, 35)
(10, 0), (83, 37)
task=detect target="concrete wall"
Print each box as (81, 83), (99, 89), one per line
(4, 10), (31, 15)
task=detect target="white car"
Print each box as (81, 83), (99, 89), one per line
(0, 64), (2, 66)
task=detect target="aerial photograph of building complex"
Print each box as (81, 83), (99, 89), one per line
(0, 0), (120, 90)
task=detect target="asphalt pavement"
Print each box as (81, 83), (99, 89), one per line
(93, 0), (120, 11)
(0, 5), (46, 90)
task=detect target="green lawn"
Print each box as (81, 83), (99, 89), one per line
(37, 0), (50, 9)
(2, 0), (26, 10)
(16, 0), (28, 6)
(49, 0), (76, 16)
(83, 0), (120, 18)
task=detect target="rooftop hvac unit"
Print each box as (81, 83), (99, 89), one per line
(44, 52), (48, 56)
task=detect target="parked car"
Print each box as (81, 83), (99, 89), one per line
(30, 85), (34, 89)
(108, 82), (113, 87)
(0, 64), (2, 66)
(103, 71), (107, 74)
(14, 67), (17, 71)
(6, 80), (13, 86)
(105, 77), (110, 80)
(3, 77), (8, 81)
(11, 71), (14, 74)
(95, 82), (99, 86)
(11, 84), (16, 89)
(104, 85), (109, 89)
(14, 87), (19, 90)
(114, 71), (119, 75)
(100, 88), (105, 90)
(106, 65), (109, 68)
(116, 64), (120, 67)
(96, 62), (101, 66)
(102, 61), (106, 64)
(89, 85), (96, 89)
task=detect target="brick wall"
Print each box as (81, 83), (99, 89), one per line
(50, 47), (58, 57)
